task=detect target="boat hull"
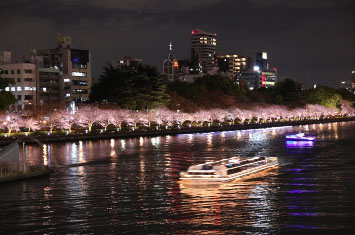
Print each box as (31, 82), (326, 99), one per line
(180, 161), (278, 184)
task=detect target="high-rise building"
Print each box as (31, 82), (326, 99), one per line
(255, 52), (269, 71)
(240, 52), (277, 89)
(191, 29), (217, 73)
(216, 54), (249, 76)
(163, 42), (179, 82)
(23, 48), (72, 109)
(37, 35), (92, 102)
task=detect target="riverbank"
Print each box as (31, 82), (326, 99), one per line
(0, 116), (351, 145)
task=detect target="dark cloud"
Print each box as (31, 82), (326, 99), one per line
(0, 0), (354, 87)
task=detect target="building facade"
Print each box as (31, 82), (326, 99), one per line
(191, 29), (217, 73)
(0, 58), (37, 110)
(37, 35), (92, 102)
(216, 54), (249, 76)
(239, 52), (277, 89)
(36, 68), (71, 107)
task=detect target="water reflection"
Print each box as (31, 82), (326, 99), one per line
(178, 169), (278, 232)
(6, 121), (354, 234)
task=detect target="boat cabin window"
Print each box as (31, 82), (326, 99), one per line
(188, 172), (215, 175)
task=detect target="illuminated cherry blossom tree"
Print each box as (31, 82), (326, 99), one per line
(97, 109), (116, 132)
(112, 109), (130, 130)
(21, 117), (40, 133)
(77, 105), (101, 132)
(1, 113), (22, 136)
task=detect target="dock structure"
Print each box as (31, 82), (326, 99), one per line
(0, 139), (50, 183)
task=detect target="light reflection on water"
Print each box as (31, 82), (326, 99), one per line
(0, 121), (354, 234)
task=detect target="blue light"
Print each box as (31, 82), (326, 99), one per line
(289, 190), (315, 194)
(288, 225), (317, 229)
(291, 212), (318, 216)
(286, 140), (314, 148)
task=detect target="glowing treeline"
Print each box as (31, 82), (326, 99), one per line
(0, 103), (354, 136)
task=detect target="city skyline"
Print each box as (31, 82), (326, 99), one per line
(1, 0), (354, 87)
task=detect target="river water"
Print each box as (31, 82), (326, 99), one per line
(0, 121), (354, 234)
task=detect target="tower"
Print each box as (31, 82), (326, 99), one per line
(191, 29), (217, 73)
(163, 42), (179, 82)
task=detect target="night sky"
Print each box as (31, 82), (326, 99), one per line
(1, 0), (354, 87)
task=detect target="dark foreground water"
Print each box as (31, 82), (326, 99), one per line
(1, 122), (355, 234)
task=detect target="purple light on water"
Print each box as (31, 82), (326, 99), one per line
(286, 140), (314, 148)
(293, 178), (312, 181)
(289, 190), (315, 194)
(288, 168), (304, 173)
(288, 225), (317, 229)
(291, 212), (318, 216)
(286, 183), (315, 186)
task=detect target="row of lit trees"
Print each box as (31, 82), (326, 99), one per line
(0, 103), (354, 136)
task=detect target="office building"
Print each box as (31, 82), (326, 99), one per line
(36, 68), (71, 107)
(255, 52), (269, 71)
(0, 53), (37, 110)
(37, 35), (92, 102)
(191, 29), (217, 73)
(216, 54), (249, 76)
(240, 52), (277, 89)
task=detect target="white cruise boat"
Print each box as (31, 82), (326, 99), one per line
(180, 156), (278, 183)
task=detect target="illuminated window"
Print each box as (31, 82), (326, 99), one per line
(17, 87), (22, 91)
(262, 52), (268, 60)
(64, 78), (70, 82)
(72, 72), (87, 77)
(11, 87), (15, 91)
(5, 87), (9, 91)
(72, 80), (88, 86)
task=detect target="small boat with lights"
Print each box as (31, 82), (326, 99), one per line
(180, 156), (278, 183)
(285, 133), (315, 141)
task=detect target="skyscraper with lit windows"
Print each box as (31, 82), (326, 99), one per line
(191, 29), (217, 73)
